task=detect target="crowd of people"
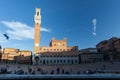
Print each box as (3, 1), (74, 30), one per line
(0, 61), (120, 75)
(0, 63), (74, 75)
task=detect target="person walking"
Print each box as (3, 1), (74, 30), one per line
(56, 67), (60, 74)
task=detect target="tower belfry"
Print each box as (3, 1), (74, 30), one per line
(34, 8), (41, 53)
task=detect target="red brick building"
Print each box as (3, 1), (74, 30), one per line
(96, 37), (120, 61)
(1, 48), (32, 64)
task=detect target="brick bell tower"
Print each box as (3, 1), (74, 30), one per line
(34, 8), (41, 53)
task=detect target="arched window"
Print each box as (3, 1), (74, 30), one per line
(68, 60), (70, 63)
(43, 60), (45, 64)
(60, 60), (62, 63)
(54, 60), (56, 63)
(64, 60), (66, 63)
(46, 60), (49, 64)
(57, 60), (59, 63)
(75, 60), (77, 63)
(37, 12), (39, 16)
(50, 60), (52, 63)
(71, 60), (73, 64)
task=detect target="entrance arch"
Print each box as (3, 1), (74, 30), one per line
(34, 56), (39, 65)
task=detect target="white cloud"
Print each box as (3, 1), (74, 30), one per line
(41, 28), (50, 32)
(92, 18), (97, 36)
(92, 32), (96, 36)
(1, 21), (50, 40)
(93, 18), (97, 26)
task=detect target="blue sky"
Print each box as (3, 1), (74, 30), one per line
(0, 0), (120, 52)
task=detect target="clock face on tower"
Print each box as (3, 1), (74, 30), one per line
(35, 43), (39, 47)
